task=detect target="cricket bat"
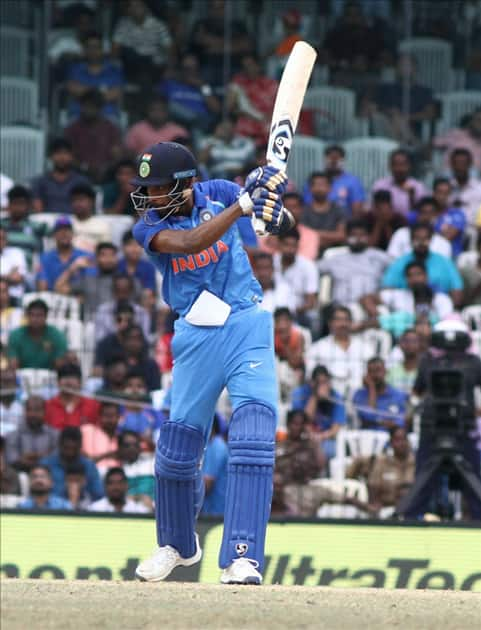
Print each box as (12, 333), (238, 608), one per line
(253, 40), (317, 235)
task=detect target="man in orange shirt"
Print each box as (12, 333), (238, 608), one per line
(46, 364), (100, 430)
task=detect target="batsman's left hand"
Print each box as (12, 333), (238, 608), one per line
(244, 166), (288, 196)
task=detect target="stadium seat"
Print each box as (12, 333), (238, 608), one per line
(399, 37), (453, 93)
(22, 292), (81, 321)
(311, 478), (369, 518)
(472, 331), (481, 358)
(318, 246), (349, 304)
(361, 328), (392, 360)
(30, 213), (61, 250)
(330, 429), (390, 482)
(435, 90), (481, 135)
(0, 26), (32, 78)
(0, 125), (45, 183)
(303, 86), (367, 140)
(343, 137), (399, 192)
(101, 215), (134, 247)
(462, 305), (481, 331)
(288, 135), (325, 190)
(0, 78), (39, 126)
(18, 368), (57, 397)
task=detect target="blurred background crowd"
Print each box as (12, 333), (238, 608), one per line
(0, 0), (480, 522)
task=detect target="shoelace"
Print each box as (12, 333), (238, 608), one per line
(232, 557), (259, 570)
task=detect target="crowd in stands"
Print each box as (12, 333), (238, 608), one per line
(1, 0), (481, 521)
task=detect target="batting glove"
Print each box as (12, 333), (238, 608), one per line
(244, 166), (288, 196)
(252, 189), (283, 229)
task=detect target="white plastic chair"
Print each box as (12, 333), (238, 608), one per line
(471, 331), (481, 358)
(311, 478), (369, 518)
(436, 91), (481, 135)
(0, 126), (45, 183)
(22, 292), (81, 321)
(343, 137), (399, 192)
(51, 318), (84, 354)
(331, 429), (390, 481)
(318, 246), (349, 304)
(399, 37), (453, 94)
(0, 78), (38, 126)
(100, 215), (134, 247)
(462, 306), (481, 331)
(361, 328), (392, 360)
(18, 368), (57, 396)
(0, 27), (31, 77)
(287, 135), (325, 191)
(303, 86), (366, 140)
(30, 213), (61, 251)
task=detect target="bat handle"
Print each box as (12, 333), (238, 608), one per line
(252, 216), (267, 236)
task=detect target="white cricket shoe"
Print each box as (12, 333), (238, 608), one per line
(220, 558), (262, 585)
(136, 534), (202, 582)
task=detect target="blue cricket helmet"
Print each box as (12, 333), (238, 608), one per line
(131, 142), (197, 187)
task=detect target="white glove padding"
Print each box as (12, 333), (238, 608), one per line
(252, 189), (283, 227)
(244, 166), (288, 196)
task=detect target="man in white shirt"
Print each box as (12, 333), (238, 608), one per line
(252, 251), (292, 314)
(0, 226), (27, 301)
(387, 197), (452, 259)
(273, 227), (318, 319)
(88, 467), (150, 514)
(318, 219), (391, 304)
(449, 148), (481, 226)
(70, 184), (112, 253)
(306, 305), (373, 397)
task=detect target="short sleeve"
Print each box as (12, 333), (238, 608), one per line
(132, 219), (169, 254)
(199, 179), (242, 208)
(446, 259), (463, 290)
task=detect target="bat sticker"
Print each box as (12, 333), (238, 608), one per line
(269, 118), (294, 164)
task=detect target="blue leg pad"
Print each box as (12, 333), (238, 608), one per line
(219, 403), (276, 572)
(154, 421), (204, 558)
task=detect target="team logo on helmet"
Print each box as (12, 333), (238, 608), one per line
(235, 543), (248, 556)
(139, 161), (151, 178)
(200, 209), (213, 223)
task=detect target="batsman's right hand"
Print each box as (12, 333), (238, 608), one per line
(244, 166), (288, 196)
(252, 189), (283, 229)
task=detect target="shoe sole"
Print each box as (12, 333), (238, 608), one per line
(136, 547), (202, 582)
(221, 577), (262, 585)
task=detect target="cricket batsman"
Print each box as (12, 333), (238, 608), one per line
(131, 142), (291, 585)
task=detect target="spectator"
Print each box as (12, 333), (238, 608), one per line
(201, 414), (228, 515)
(362, 260), (454, 337)
(81, 402), (121, 473)
(118, 231), (156, 296)
(45, 363), (100, 430)
(40, 426), (103, 507)
(460, 233), (481, 306)
(190, 0), (252, 88)
(102, 160), (137, 215)
(117, 430), (155, 509)
(365, 190), (407, 250)
(306, 305), (366, 397)
(31, 138), (90, 214)
(48, 5), (95, 74)
(303, 145), (366, 217)
(274, 307), (305, 371)
(67, 31), (124, 120)
(317, 219), (390, 305)
(372, 149), (427, 217)
(449, 148), (481, 226)
(0, 436), (22, 502)
(273, 228), (318, 321)
(433, 107), (481, 172)
(125, 97), (189, 156)
(94, 302), (138, 370)
(299, 172), (346, 259)
(18, 465), (73, 511)
(56, 242), (119, 318)
(301, 365), (347, 460)
(94, 273), (149, 342)
(70, 184), (112, 253)
(364, 54), (436, 144)
(0, 226), (27, 303)
(0, 277), (23, 347)
(387, 197), (452, 259)
(0, 367), (23, 437)
(65, 89), (123, 184)
(269, 8), (302, 59)
(353, 357), (407, 431)
(157, 53), (221, 132)
(346, 427), (415, 516)
(112, 0), (172, 84)
(252, 252), (291, 314)
(274, 410), (323, 516)
(198, 118), (255, 179)
(387, 329), (421, 394)
(3, 186), (46, 269)
(432, 179), (468, 258)
(8, 299), (68, 370)
(118, 369), (159, 443)
(88, 466), (149, 513)
(36, 216), (91, 291)
(282, 192), (304, 224)
(95, 357), (128, 398)
(382, 223), (464, 306)
(6, 396), (57, 471)
(120, 325), (161, 392)
(227, 53), (278, 147)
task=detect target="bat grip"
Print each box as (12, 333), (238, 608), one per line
(253, 216), (267, 236)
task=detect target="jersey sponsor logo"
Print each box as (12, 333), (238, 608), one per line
(171, 239), (229, 274)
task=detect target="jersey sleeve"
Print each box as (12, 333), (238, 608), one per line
(199, 179), (242, 208)
(133, 219), (169, 255)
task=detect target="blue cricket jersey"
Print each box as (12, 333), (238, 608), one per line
(133, 180), (262, 316)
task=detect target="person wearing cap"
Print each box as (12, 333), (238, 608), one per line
(36, 216), (91, 292)
(31, 138), (91, 214)
(131, 141), (291, 585)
